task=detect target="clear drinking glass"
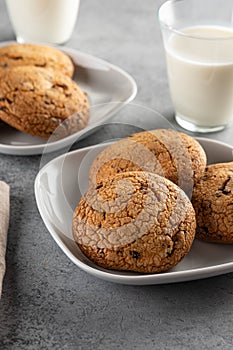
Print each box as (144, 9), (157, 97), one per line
(5, 0), (80, 45)
(158, 0), (233, 133)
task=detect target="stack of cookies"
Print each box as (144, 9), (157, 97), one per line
(72, 129), (233, 273)
(0, 43), (90, 139)
(72, 128), (233, 274)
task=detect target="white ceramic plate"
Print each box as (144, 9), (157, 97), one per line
(0, 42), (137, 155)
(35, 137), (233, 285)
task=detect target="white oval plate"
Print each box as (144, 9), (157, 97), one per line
(34, 137), (233, 285)
(0, 42), (137, 155)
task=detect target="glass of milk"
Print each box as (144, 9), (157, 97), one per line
(158, 0), (233, 133)
(5, 0), (80, 45)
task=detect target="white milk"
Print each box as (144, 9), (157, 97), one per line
(6, 0), (80, 44)
(166, 25), (233, 127)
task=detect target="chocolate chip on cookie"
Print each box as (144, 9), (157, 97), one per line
(73, 171), (196, 273)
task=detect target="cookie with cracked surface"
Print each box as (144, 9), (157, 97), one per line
(192, 162), (233, 243)
(0, 66), (89, 139)
(73, 171), (196, 273)
(89, 129), (206, 196)
(0, 43), (74, 77)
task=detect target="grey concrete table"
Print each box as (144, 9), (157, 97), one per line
(0, 1), (233, 349)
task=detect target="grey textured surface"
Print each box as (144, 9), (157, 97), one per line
(1, 1), (233, 349)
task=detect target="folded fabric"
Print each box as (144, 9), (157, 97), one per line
(0, 181), (10, 298)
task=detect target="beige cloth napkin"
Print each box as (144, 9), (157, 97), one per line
(0, 181), (10, 298)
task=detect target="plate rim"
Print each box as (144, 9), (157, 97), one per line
(34, 136), (233, 285)
(0, 41), (137, 155)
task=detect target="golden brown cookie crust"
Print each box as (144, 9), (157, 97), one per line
(89, 129), (207, 196)
(0, 66), (89, 138)
(0, 43), (74, 77)
(192, 162), (233, 243)
(73, 171), (196, 273)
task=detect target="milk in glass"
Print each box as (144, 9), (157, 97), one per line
(166, 25), (233, 127)
(6, 0), (80, 44)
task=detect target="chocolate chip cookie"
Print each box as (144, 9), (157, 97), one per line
(0, 66), (89, 138)
(73, 171), (196, 273)
(192, 162), (233, 243)
(0, 43), (74, 77)
(89, 129), (207, 196)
